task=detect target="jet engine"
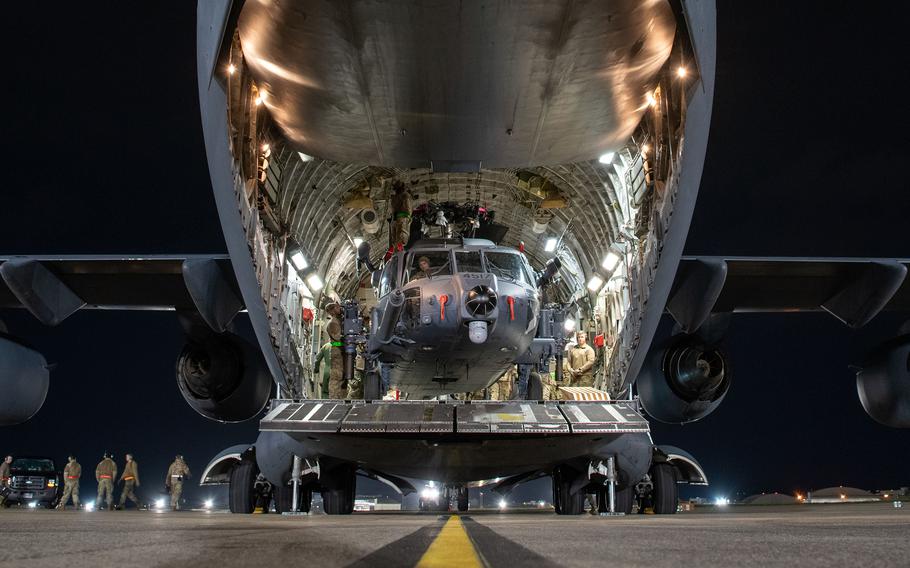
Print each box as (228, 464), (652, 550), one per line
(0, 334), (50, 425)
(856, 335), (910, 428)
(636, 334), (731, 424)
(175, 332), (272, 422)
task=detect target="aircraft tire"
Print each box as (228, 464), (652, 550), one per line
(596, 486), (633, 514)
(229, 461), (258, 514)
(552, 466), (584, 515)
(456, 486), (469, 512)
(364, 371), (381, 400)
(275, 483), (312, 513)
(323, 466), (356, 515)
(650, 463), (678, 514)
(527, 371), (543, 400)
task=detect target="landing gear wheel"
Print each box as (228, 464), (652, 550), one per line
(229, 461), (258, 514)
(552, 466), (585, 515)
(650, 463), (678, 514)
(364, 370), (381, 400)
(527, 371), (543, 400)
(274, 483), (312, 513)
(322, 465), (356, 515)
(456, 486), (469, 512)
(596, 485), (634, 514)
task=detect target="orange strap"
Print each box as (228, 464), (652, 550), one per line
(66, 476), (78, 479)
(507, 296), (515, 320)
(99, 475), (112, 479)
(439, 295), (448, 320)
(123, 476), (135, 481)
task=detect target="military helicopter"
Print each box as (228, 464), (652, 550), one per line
(339, 201), (568, 400)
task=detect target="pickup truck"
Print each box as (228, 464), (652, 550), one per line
(3, 457), (62, 508)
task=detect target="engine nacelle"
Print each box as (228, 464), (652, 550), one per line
(0, 335), (50, 425)
(176, 333), (272, 422)
(636, 334), (731, 424)
(856, 336), (910, 428)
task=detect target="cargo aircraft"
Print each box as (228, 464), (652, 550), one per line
(2, 1), (908, 515)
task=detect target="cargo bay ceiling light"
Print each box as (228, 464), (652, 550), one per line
(598, 152), (615, 164)
(290, 251), (308, 271)
(306, 273), (324, 291)
(587, 274), (605, 292)
(298, 152), (313, 162)
(353, 237), (364, 249)
(677, 66), (688, 78)
(544, 237), (558, 252)
(227, 63), (236, 75)
(563, 317), (577, 332)
(602, 251), (621, 272)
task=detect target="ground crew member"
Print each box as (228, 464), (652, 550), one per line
(325, 302), (347, 399)
(0, 455), (12, 508)
(57, 455), (81, 510)
(95, 452), (117, 511)
(489, 368), (514, 400)
(389, 181), (412, 248)
(313, 341), (333, 398)
(166, 455), (191, 511)
(116, 453), (141, 510)
(566, 331), (596, 387)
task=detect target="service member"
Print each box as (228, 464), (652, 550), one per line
(389, 181), (412, 248)
(57, 455), (81, 510)
(95, 452), (118, 511)
(566, 331), (596, 387)
(0, 455), (12, 508)
(325, 303), (347, 399)
(166, 455), (191, 511)
(117, 453), (141, 510)
(313, 341), (333, 398)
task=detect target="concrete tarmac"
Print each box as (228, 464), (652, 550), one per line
(1, 503), (908, 567)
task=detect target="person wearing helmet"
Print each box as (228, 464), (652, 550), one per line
(95, 452), (118, 511)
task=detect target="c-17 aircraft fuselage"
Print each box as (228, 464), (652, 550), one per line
(3, 0), (910, 518)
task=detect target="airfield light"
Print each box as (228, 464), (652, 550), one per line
(155, 498), (166, 510)
(227, 63), (236, 75)
(498, 499), (507, 510)
(587, 274), (605, 292)
(564, 317), (577, 333)
(840, 493), (846, 500)
(204, 499), (214, 509)
(307, 273), (324, 291)
(85, 501), (95, 512)
(421, 487), (440, 500)
(598, 152), (615, 164)
(676, 66), (687, 79)
(27, 501), (37, 509)
(353, 237), (364, 249)
(884, 494), (890, 499)
(544, 237), (558, 252)
(538, 500), (546, 508)
(714, 497), (729, 506)
(602, 251), (621, 272)
(290, 252), (308, 271)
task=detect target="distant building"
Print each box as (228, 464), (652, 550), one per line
(806, 486), (879, 504)
(741, 493), (799, 505)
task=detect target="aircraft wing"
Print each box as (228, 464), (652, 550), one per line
(668, 257), (910, 332)
(0, 255), (241, 332)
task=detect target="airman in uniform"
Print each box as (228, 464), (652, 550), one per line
(389, 181), (412, 248)
(0, 455), (12, 508)
(95, 452), (118, 511)
(57, 455), (81, 510)
(566, 331), (596, 387)
(117, 453), (141, 510)
(313, 341), (333, 398)
(166, 455), (191, 510)
(325, 303), (347, 399)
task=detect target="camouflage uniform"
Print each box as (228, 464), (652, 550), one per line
(327, 316), (346, 399)
(95, 457), (118, 510)
(313, 342), (333, 398)
(0, 458), (11, 508)
(488, 369), (514, 401)
(566, 343), (596, 387)
(166, 457), (191, 510)
(57, 458), (81, 509)
(389, 186), (412, 247)
(118, 457), (141, 509)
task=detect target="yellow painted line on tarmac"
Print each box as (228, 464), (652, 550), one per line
(415, 515), (484, 568)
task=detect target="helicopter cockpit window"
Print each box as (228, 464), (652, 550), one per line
(484, 252), (529, 285)
(379, 255), (398, 296)
(408, 251), (452, 281)
(455, 251), (484, 274)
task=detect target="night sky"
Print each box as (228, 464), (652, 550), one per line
(1, 2), (908, 505)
